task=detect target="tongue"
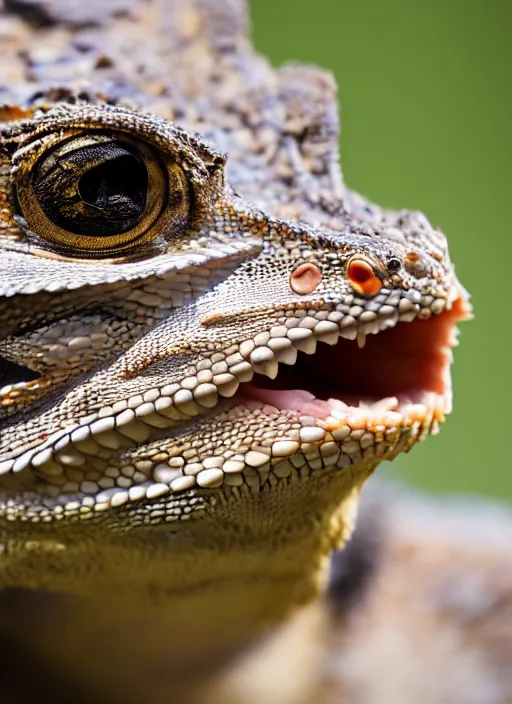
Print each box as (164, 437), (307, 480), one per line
(244, 387), (332, 418)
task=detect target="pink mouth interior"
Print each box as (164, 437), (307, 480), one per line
(243, 300), (466, 418)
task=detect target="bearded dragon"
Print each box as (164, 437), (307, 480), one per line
(1, 1), (508, 703)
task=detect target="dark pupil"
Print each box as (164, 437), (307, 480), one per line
(35, 141), (148, 238)
(79, 155), (146, 222)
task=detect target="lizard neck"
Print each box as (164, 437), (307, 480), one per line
(0, 471), (364, 699)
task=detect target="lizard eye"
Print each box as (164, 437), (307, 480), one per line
(387, 257), (402, 273)
(15, 133), (189, 255)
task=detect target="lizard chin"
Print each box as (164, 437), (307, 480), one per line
(240, 297), (468, 431)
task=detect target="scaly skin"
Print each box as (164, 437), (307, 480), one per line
(0, 1), (470, 701)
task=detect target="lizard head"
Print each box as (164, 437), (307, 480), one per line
(0, 102), (470, 594)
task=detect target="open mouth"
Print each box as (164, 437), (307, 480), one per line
(238, 296), (468, 432)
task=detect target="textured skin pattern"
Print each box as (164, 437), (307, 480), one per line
(0, 2), (500, 703)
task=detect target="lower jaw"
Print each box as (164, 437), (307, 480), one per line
(0, 390), (445, 520)
(203, 386), (448, 494)
(238, 384), (448, 436)
(0, 364), (451, 514)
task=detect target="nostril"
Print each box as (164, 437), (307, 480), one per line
(347, 258), (382, 296)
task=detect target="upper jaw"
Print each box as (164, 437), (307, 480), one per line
(217, 286), (468, 472)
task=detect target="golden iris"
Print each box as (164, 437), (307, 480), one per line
(16, 133), (189, 255)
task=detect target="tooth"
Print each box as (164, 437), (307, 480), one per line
(314, 321), (340, 345)
(359, 311), (377, 324)
(379, 316), (398, 331)
(253, 359), (279, 379)
(315, 320), (339, 336)
(328, 398), (349, 411)
(275, 347), (298, 365)
(294, 336), (317, 354)
(424, 392), (439, 409)
(340, 315), (357, 327)
(374, 396), (399, 411)
(356, 332), (366, 349)
(449, 328), (460, 346)
(193, 382), (220, 407)
(213, 373), (240, 397)
(339, 327), (357, 341)
(172, 390), (199, 416)
(154, 398), (186, 420)
(360, 321), (380, 336)
(398, 311), (416, 322)
(217, 380), (240, 397)
(384, 411), (402, 425)
(328, 398), (351, 418)
(229, 362), (254, 382)
(268, 337), (292, 352)
(318, 333), (338, 346)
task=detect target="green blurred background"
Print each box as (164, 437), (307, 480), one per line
(251, 0), (510, 500)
